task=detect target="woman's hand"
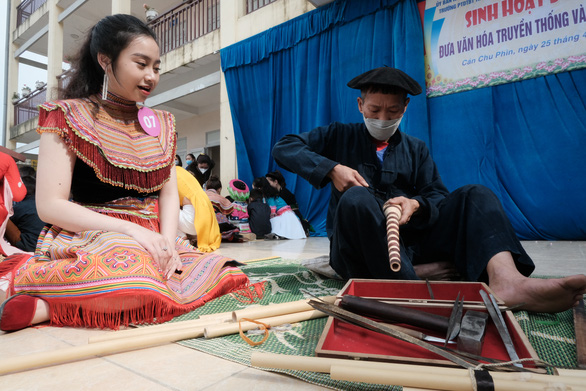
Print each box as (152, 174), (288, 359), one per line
(126, 225), (182, 279)
(161, 249), (183, 280)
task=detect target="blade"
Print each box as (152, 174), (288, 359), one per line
(449, 296), (464, 341)
(308, 299), (475, 369)
(479, 290), (522, 368)
(444, 293), (463, 346)
(425, 279), (435, 300)
(424, 335), (456, 344)
(387, 323), (455, 344)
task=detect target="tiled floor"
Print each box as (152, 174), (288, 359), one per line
(0, 238), (584, 390)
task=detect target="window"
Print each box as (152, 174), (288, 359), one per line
(246, 0), (278, 14)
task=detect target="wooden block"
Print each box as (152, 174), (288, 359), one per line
(574, 299), (586, 369)
(457, 310), (488, 356)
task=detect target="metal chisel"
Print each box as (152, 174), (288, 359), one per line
(479, 290), (522, 368)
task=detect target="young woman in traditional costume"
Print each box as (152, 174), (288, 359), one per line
(0, 14), (248, 332)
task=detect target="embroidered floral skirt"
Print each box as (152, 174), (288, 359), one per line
(0, 197), (249, 329)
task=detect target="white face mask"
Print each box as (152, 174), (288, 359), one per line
(363, 114), (402, 141)
(199, 167), (208, 174)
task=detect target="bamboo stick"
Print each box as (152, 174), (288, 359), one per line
(330, 365), (583, 391)
(557, 369), (586, 378)
(1, 311), (324, 376)
(88, 317), (228, 344)
(242, 256), (281, 264)
(231, 296), (336, 322)
(204, 310), (326, 339)
(0, 326), (206, 376)
(89, 296), (335, 344)
(250, 352), (586, 388)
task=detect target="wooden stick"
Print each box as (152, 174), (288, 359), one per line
(574, 298), (586, 369)
(231, 296), (336, 322)
(242, 256), (281, 264)
(250, 352), (586, 388)
(557, 368), (586, 379)
(0, 326), (206, 376)
(89, 296), (335, 344)
(330, 365), (582, 391)
(383, 202), (402, 272)
(204, 310), (325, 339)
(88, 317), (229, 344)
(0, 312), (324, 376)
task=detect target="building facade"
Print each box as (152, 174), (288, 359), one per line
(5, 0), (326, 186)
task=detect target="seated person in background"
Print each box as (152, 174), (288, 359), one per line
(0, 152), (28, 257)
(252, 177), (306, 240)
(18, 165), (37, 179)
(187, 154), (215, 187)
(226, 179), (250, 220)
(7, 175), (47, 252)
(176, 166), (221, 252)
(185, 153), (195, 167)
(266, 170), (311, 235)
(204, 176), (240, 242)
(247, 189), (271, 238)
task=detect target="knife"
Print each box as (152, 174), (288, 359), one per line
(479, 290), (522, 367)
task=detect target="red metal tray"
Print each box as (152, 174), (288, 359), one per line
(315, 279), (539, 367)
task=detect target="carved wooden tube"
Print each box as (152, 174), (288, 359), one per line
(383, 201), (402, 272)
(340, 294), (450, 333)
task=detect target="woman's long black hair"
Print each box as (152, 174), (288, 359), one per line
(253, 177), (279, 199)
(61, 14), (157, 99)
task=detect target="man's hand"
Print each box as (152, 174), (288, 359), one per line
(327, 164), (369, 192)
(386, 196), (420, 225)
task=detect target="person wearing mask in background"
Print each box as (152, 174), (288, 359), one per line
(186, 153), (215, 187)
(175, 155), (182, 167)
(185, 153), (195, 167)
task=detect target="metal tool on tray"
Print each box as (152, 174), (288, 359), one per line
(479, 289), (522, 368)
(444, 292), (464, 346)
(339, 294), (451, 334)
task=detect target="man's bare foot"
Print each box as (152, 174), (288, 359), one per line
(489, 274), (586, 313)
(486, 251), (586, 313)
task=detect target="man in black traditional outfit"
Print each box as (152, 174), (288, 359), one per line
(272, 67), (585, 313)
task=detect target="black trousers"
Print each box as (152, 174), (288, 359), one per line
(329, 185), (535, 282)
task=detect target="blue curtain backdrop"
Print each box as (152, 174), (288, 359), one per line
(221, 0), (586, 240)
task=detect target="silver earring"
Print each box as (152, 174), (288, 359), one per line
(102, 73), (108, 100)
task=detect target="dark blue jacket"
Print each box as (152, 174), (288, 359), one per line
(272, 122), (449, 235)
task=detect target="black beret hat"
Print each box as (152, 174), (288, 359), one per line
(347, 67), (422, 96)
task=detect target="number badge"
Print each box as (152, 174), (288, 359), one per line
(138, 106), (161, 137)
